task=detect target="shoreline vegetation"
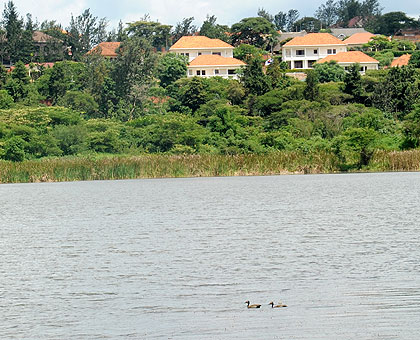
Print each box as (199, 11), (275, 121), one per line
(1, 150), (419, 184)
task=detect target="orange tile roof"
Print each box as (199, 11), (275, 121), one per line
(170, 36), (233, 49)
(390, 54), (411, 67)
(317, 51), (379, 64)
(89, 42), (121, 57)
(283, 33), (346, 47)
(188, 55), (245, 67)
(344, 32), (376, 45)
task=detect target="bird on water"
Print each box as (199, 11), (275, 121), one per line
(268, 301), (287, 308)
(245, 300), (261, 308)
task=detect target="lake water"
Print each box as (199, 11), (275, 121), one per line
(1, 173), (420, 339)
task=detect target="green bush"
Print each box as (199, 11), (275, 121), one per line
(0, 90), (14, 109)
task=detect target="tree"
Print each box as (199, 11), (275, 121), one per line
(408, 51), (420, 68)
(402, 104), (420, 148)
(241, 57), (270, 96)
(257, 8), (274, 23)
(372, 66), (420, 116)
(66, 9), (107, 60)
(373, 51), (394, 67)
(274, 12), (287, 31)
(231, 17), (278, 49)
(266, 58), (291, 89)
(58, 91), (99, 117)
(304, 70), (320, 101)
(199, 15), (229, 42)
(343, 63), (363, 102)
(292, 17), (322, 33)
(43, 61), (86, 102)
(361, 0), (382, 17)
(0, 89), (13, 108)
(178, 77), (208, 112)
(372, 11), (415, 36)
(127, 20), (172, 51)
(337, 0), (362, 26)
(112, 37), (157, 119)
(363, 35), (393, 51)
(315, 0), (339, 27)
(286, 10), (300, 31)
(2, 0), (24, 64)
(3, 136), (26, 161)
(172, 17), (197, 44)
(157, 53), (188, 88)
(314, 61), (345, 82)
(5, 61), (29, 100)
(233, 44), (264, 62)
(0, 64), (8, 87)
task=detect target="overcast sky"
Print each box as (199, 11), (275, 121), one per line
(7, 0), (420, 30)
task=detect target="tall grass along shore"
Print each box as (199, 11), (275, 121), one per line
(1, 150), (419, 184)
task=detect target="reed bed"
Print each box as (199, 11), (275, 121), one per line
(0, 150), (419, 184)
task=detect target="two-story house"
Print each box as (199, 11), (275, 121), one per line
(169, 36), (245, 79)
(282, 33), (347, 69)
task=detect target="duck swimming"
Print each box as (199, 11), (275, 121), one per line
(268, 301), (287, 308)
(245, 300), (261, 308)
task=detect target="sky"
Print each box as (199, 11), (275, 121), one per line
(6, 0), (420, 30)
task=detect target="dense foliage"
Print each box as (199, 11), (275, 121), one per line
(1, 0), (420, 172)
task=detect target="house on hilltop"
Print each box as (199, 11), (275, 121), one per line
(282, 33), (347, 69)
(169, 36), (245, 80)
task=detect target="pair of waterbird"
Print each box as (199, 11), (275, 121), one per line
(245, 301), (287, 308)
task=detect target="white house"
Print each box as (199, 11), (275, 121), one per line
(169, 36), (245, 79)
(317, 51), (379, 73)
(282, 33), (347, 69)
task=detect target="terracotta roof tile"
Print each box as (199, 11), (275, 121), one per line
(390, 54), (411, 67)
(317, 51), (379, 64)
(170, 36), (233, 49)
(188, 55), (245, 66)
(89, 42), (121, 57)
(344, 32), (376, 45)
(283, 33), (346, 47)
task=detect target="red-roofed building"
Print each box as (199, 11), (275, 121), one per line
(169, 36), (245, 79)
(88, 42), (121, 59)
(344, 32), (376, 49)
(389, 54), (411, 67)
(317, 51), (379, 73)
(282, 33), (347, 69)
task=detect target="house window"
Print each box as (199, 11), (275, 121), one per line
(186, 53), (189, 57)
(308, 60), (316, 68)
(202, 70), (206, 76)
(196, 70), (201, 75)
(212, 52), (221, 56)
(228, 69), (235, 75)
(286, 50), (291, 57)
(294, 61), (303, 68)
(214, 69), (219, 75)
(327, 49), (336, 54)
(188, 70), (193, 75)
(198, 52), (202, 56)
(296, 49), (305, 56)
(314, 49), (318, 54)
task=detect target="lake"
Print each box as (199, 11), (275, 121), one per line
(1, 172), (420, 339)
